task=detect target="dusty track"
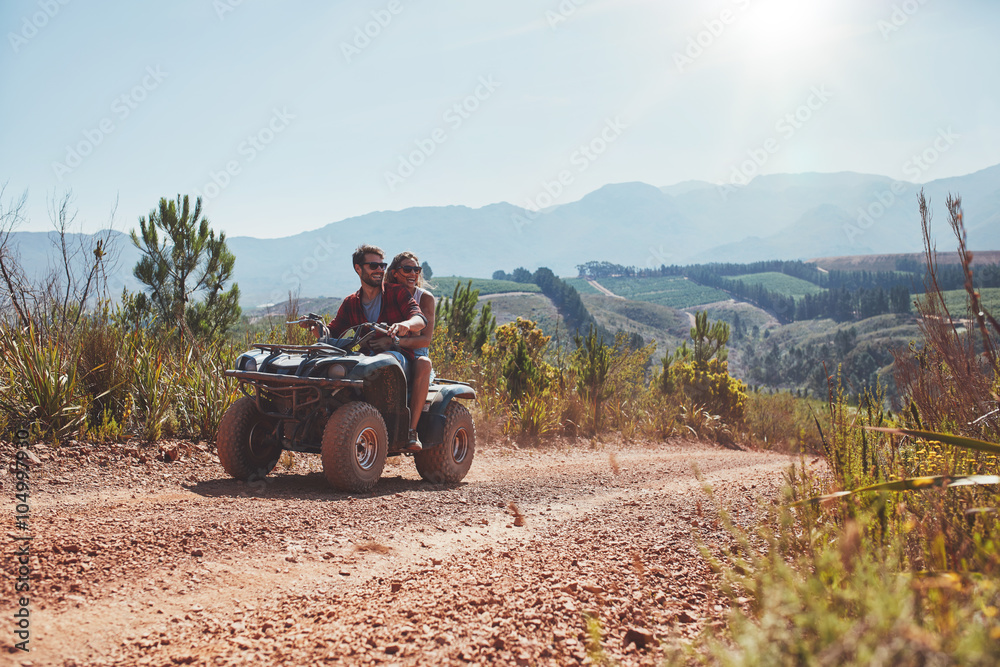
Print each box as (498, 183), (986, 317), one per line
(3, 438), (794, 666)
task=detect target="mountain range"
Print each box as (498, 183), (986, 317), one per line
(6, 164), (1000, 306)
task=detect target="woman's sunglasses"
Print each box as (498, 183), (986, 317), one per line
(398, 265), (422, 274)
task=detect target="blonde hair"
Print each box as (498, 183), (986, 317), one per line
(387, 251), (424, 288)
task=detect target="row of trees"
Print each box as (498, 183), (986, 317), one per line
(577, 259), (827, 282)
(578, 257), (1000, 293)
(794, 285), (911, 321)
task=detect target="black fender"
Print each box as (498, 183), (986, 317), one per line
(345, 354), (410, 447)
(417, 384), (476, 448)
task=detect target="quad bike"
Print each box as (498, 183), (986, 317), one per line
(217, 317), (476, 493)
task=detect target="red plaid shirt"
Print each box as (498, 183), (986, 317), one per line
(328, 283), (424, 360)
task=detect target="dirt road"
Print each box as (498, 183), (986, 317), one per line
(586, 279), (623, 299)
(3, 438), (794, 666)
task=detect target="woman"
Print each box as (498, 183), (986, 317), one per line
(386, 251), (435, 450)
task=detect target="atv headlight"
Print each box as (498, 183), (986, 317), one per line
(327, 363), (347, 379)
(240, 356), (257, 372)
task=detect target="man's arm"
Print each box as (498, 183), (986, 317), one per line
(327, 299), (355, 338)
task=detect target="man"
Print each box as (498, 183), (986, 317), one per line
(304, 244), (426, 450)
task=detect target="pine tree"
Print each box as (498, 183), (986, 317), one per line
(130, 195), (240, 340)
(572, 327), (613, 433)
(690, 310), (729, 366)
(437, 280), (495, 354)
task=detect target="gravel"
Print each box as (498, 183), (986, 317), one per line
(1, 436), (793, 666)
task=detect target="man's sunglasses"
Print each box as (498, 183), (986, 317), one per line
(361, 262), (388, 270)
(398, 266), (422, 274)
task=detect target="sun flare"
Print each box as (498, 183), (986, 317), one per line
(738, 0), (840, 60)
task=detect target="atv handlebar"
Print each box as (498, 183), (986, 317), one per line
(288, 313), (330, 339)
(288, 314), (401, 348)
(352, 321), (400, 347)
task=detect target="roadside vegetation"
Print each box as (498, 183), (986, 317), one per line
(686, 192), (1000, 665)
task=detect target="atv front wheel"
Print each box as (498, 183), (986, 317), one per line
(415, 401), (475, 484)
(322, 402), (388, 493)
(217, 397), (281, 481)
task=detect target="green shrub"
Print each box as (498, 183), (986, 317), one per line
(670, 358), (748, 426)
(76, 307), (131, 427)
(175, 340), (241, 441)
(0, 324), (86, 438)
(130, 331), (173, 441)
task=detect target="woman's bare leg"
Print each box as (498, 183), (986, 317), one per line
(410, 357), (432, 432)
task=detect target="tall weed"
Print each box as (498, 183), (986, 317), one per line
(699, 192), (1000, 664)
(0, 324), (86, 437)
(175, 340), (241, 440)
(130, 330), (173, 441)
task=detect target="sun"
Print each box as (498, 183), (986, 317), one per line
(737, 0), (842, 61)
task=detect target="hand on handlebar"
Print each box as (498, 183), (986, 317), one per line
(388, 322), (409, 338)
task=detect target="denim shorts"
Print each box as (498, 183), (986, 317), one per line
(413, 347), (430, 358)
(385, 351), (410, 379)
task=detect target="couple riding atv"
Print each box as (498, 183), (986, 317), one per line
(217, 244), (476, 493)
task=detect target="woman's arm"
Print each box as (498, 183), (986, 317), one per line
(396, 292), (435, 349)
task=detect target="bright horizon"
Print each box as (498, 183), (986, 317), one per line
(2, 0), (998, 238)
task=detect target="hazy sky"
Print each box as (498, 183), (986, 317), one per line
(2, 0), (998, 237)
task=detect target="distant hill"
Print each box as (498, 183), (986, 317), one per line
(5, 164), (1000, 305)
(807, 251), (1000, 272)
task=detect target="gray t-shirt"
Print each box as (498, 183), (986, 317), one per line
(362, 293), (382, 323)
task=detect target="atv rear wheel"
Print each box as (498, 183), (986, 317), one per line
(415, 401), (475, 484)
(322, 402), (388, 493)
(217, 397), (281, 481)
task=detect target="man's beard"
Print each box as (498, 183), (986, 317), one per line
(362, 272), (383, 289)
